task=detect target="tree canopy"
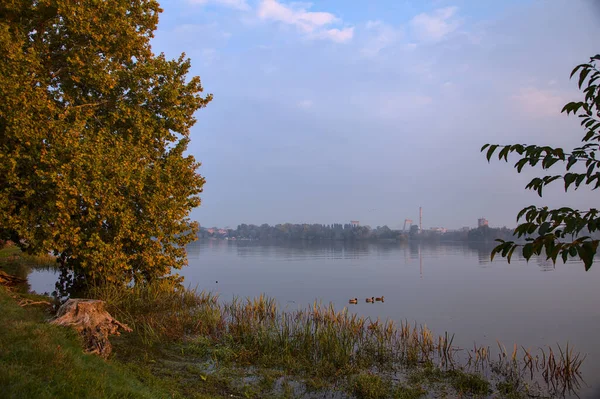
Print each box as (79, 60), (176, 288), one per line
(482, 54), (600, 270)
(0, 0), (211, 284)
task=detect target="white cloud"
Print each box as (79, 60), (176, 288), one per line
(297, 99), (313, 109)
(257, 0), (353, 43)
(313, 27), (354, 43)
(361, 20), (402, 57)
(410, 6), (460, 42)
(512, 87), (566, 118)
(189, 0), (250, 11)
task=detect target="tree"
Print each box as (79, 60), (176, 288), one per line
(0, 0), (212, 284)
(482, 54), (600, 270)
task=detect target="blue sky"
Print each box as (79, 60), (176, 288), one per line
(152, 0), (600, 230)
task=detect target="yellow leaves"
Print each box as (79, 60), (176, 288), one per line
(1, 0), (206, 285)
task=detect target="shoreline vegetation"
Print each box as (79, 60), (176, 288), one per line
(0, 245), (585, 399)
(198, 224), (523, 244)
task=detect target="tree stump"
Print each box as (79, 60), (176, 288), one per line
(51, 299), (132, 358)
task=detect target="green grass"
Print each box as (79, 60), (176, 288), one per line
(0, 286), (165, 399)
(407, 364), (490, 398)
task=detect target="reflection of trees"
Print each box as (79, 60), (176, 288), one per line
(188, 239), (408, 260)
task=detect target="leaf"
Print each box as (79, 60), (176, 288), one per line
(506, 245), (517, 264)
(561, 250), (568, 263)
(486, 145), (499, 162)
(578, 68), (591, 89)
(570, 63), (588, 79)
(538, 222), (551, 235)
(515, 158), (529, 173)
(522, 244), (533, 260)
(564, 173), (577, 191)
(499, 146), (510, 161)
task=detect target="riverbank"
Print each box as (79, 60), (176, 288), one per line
(0, 283), (486, 399)
(0, 244), (584, 398)
(1, 275), (583, 398)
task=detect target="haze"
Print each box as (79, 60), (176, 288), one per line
(153, 0), (600, 230)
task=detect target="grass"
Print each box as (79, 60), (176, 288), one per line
(0, 286), (165, 399)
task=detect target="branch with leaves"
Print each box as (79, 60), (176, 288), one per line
(481, 54), (600, 270)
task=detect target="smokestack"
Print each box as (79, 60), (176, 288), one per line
(419, 206), (422, 232)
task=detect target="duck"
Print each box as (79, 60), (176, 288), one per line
(375, 296), (384, 302)
(366, 297), (375, 303)
(348, 298), (358, 304)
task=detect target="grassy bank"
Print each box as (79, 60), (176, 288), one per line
(0, 286), (166, 398)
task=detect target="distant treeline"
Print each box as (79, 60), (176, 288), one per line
(198, 223), (522, 243)
(438, 226), (517, 243)
(199, 223), (400, 241)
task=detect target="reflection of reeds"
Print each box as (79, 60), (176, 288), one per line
(489, 340), (585, 396)
(92, 283), (585, 396)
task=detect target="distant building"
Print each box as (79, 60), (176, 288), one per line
(478, 218), (489, 228)
(430, 227), (447, 233)
(350, 220), (360, 227)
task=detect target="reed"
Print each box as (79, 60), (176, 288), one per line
(90, 282), (585, 397)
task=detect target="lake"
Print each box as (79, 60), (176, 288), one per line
(29, 239), (600, 398)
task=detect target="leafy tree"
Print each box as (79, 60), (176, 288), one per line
(482, 54), (600, 269)
(0, 0), (212, 284)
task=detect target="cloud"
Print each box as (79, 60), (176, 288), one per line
(512, 87), (567, 118)
(410, 6), (460, 42)
(257, 0), (353, 43)
(313, 27), (354, 43)
(189, 0), (250, 11)
(297, 99), (313, 109)
(361, 20), (402, 57)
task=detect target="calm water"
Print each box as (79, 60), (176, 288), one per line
(29, 240), (600, 398)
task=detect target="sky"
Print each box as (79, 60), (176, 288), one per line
(151, 0), (600, 230)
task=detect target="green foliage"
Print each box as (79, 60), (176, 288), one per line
(0, 1), (211, 283)
(482, 54), (600, 269)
